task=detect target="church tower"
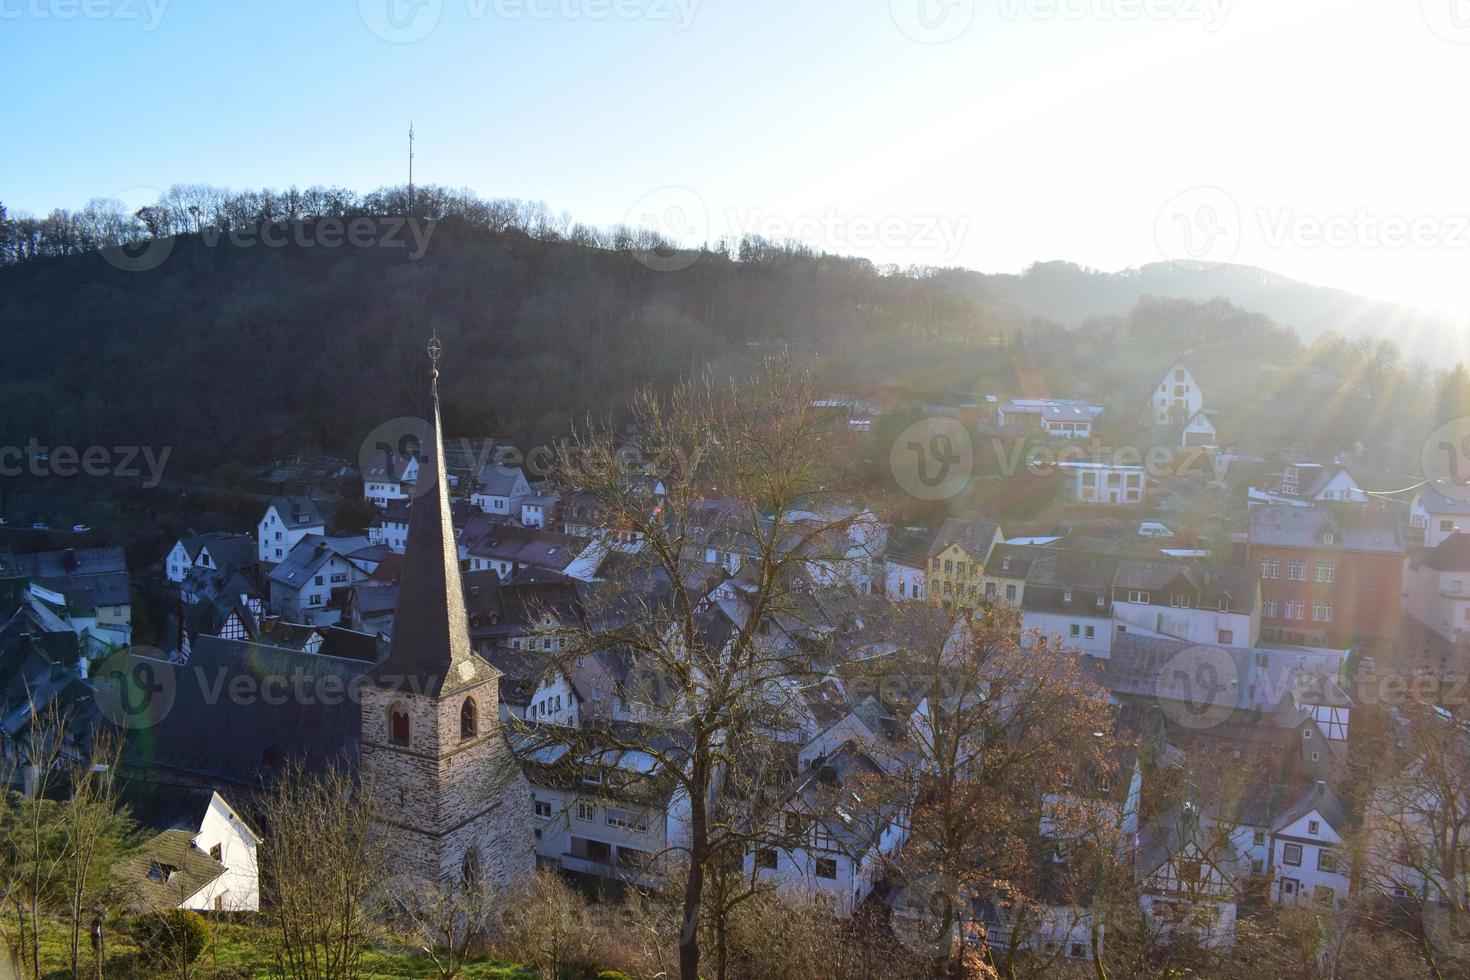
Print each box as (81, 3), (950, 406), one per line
(360, 341), (534, 890)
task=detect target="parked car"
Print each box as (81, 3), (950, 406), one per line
(72, 524), (92, 533)
(31, 522), (48, 530)
(1138, 522), (1173, 539)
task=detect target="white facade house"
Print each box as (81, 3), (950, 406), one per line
(1152, 361), (1204, 426)
(521, 493), (559, 529)
(362, 451), (419, 508)
(882, 527), (933, 601)
(1411, 481), (1470, 549)
(998, 399), (1103, 439)
(257, 497), (325, 566)
(266, 535), (380, 626)
(471, 466), (532, 518)
(166, 534), (255, 585)
(1404, 532), (1470, 642)
(1266, 786), (1349, 907)
(1182, 410), (1217, 448)
(1059, 462), (1146, 506)
(367, 500), (411, 555)
(1110, 562), (1261, 648)
(121, 789), (261, 913)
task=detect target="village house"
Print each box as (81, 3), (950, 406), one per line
(256, 496), (325, 566)
(997, 398), (1104, 439)
(1136, 802), (1242, 948)
(367, 498), (412, 554)
(1182, 409), (1218, 448)
(882, 527), (933, 601)
(1151, 360), (1205, 427)
(362, 448), (420, 508)
(464, 524), (603, 582)
(0, 547), (132, 651)
(1246, 504), (1404, 650)
(982, 542), (1051, 606)
(165, 532), (255, 584)
(1019, 549), (1122, 658)
(925, 518), (1003, 609)
(1410, 480), (1470, 549)
(1057, 461), (1147, 506)
(117, 785), (261, 913)
(471, 464), (532, 519)
(1248, 462), (1368, 508)
(1110, 561), (1261, 648)
(266, 534), (382, 626)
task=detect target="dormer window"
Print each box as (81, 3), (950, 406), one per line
(1321, 531), (1336, 545)
(1063, 590), (1072, 604)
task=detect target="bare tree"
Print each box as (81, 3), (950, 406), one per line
(518, 360), (876, 980)
(255, 759), (388, 980)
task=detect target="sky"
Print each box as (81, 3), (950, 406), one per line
(5, 0), (1470, 310)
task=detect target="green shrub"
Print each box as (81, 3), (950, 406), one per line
(596, 972), (635, 980)
(129, 909), (208, 967)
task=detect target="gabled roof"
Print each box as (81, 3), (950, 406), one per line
(1247, 504), (1403, 553)
(884, 527), (936, 570)
(475, 465), (529, 497)
(265, 496), (323, 529)
(928, 518), (1001, 560)
(984, 543), (1052, 579)
(266, 535), (372, 588)
(1423, 532), (1470, 572)
(179, 533), (256, 573)
(1272, 780), (1348, 835)
(363, 451), (416, 482)
(117, 829), (227, 912)
(1113, 561), (1258, 612)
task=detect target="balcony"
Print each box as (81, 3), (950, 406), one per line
(561, 846), (661, 888)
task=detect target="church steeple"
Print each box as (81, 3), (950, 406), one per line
(371, 336), (495, 697)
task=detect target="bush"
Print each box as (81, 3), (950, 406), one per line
(596, 972), (635, 980)
(129, 909), (208, 967)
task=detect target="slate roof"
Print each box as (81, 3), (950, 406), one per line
(369, 376), (499, 699)
(1417, 481), (1470, 516)
(266, 496), (323, 529)
(475, 465), (528, 497)
(116, 829), (227, 912)
(1423, 532), (1470, 572)
(984, 543), (1052, 579)
(1247, 504), (1403, 554)
(121, 637), (368, 786)
(1112, 561), (1258, 612)
(467, 525), (594, 575)
(1273, 780), (1348, 835)
(0, 548), (131, 609)
(180, 533), (256, 574)
(928, 518), (1000, 560)
(1020, 551), (1121, 614)
(266, 536), (377, 590)
(884, 527), (935, 570)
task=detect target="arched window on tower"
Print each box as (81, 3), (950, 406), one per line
(461, 846), (482, 894)
(389, 706), (411, 746)
(460, 697), (478, 740)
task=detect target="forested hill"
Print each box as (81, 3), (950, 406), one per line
(3, 186), (1467, 482)
(0, 213), (1028, 473)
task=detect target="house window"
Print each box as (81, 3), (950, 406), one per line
(210, 843), (222, 861)
(815, 857), (837, 879)
(389, 707), (410, 746)
(1252, 830), (1266, 846)
(1441, 519), (1456, 533)
(1307, 819), (1320, 835)
(1313, 885), (1335, 906)
(1070, 624), (1081, 637)
(1085, 625), (1095, 639)
(1261, 559), (1279, 579)
(1006, 584), (1017, 601)
(1264, 599), (1277, 617)
(1128, 590), (1149, 604)
(1069, 942), (1085, 958)
(461, 848), (482, 891)
(460, 698), (478, 739)
(1063, 590), (1072, 603)
(1282, 843), (1303, 866)
(1315, 562), (1335, 583)
(1287, 560), (1306, 581)
(576, 802), (595, 822)
(1303, 728), (1312, 739)
(534, 800), (552, 818)
(1317, 849), (1337, 873)
(1313, 602), (1333, 622)
(1217, 629), (1234, 645)
(755, 848), (778, 870)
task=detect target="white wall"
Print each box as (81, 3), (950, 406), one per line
(183, 794), (260, 912)
(1023, 611), (1113, 658)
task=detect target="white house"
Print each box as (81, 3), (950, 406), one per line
(471, 465), (532, 518)
(367, 499), (411, 555)
(1152, 360), (1204, 427)
(998, 399), (1104, 439)
(166, 533), (255, 584)
(119, 787), (260, 913)
(1182, 410), (1218, 448)
(1019, 550), (1119, 658)
(883, 527), (934, 601)
(521, 493), (559, 529)
(362, 450), (419, 508)
(1264, 782), (1350, 908)
(1136, 804), (1241, 949)
(266, 535), (381, 626)
(1411, 481), (1470, 548)
(257, 497), (325, 566)
(464, 525), (603, 582)
(1110, 561), (1261, 648)
(747, 741), (909, 916)
(1404, 532), (1470, 642)
(1058, 462), (1146, 506)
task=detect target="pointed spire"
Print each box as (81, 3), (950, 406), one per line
(371, 337), (495, 698)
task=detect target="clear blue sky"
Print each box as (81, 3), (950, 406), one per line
(5, 0), (1470, 309)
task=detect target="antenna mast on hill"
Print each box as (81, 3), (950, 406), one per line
(408, 120), (416, 215)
